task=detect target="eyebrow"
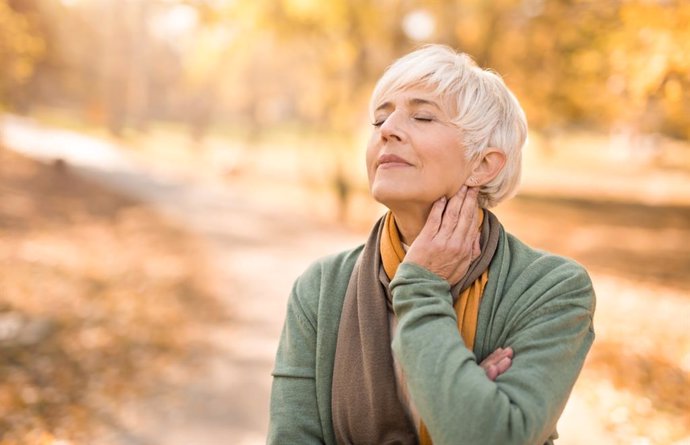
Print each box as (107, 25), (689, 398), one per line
(374, 97), (443, 113)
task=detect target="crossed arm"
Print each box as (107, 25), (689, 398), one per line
(393, 187), (593, 444)
(390, 260), (594, 444)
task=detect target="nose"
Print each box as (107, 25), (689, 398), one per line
(379, 110), (404, 142)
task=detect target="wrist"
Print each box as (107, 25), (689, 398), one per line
(390, 263), (453, 316)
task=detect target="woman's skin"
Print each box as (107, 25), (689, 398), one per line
(367, 85), (513, 380)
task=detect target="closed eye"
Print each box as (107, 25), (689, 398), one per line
(372, 117), (387, 127)
(372, 114), (435, 127)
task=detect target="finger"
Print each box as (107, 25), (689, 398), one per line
(480, 347), (509, 371)
(482, 347), (505, 364)
(481, 347), (513, 367)
(418, 196), (446, 239)
(486, 364), (499, 381)
(494, 356), (512, 377)
(437, 186), (466, 239)
(453, 187), (479, 243)
(446, 205), (477, 280)
(471, 232), (481, 261)
(482, 352), (513, 381)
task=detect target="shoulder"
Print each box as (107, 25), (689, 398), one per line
(294, 245), (364, 293)
(290, 245), (364, 324)
(496, 230), (595, 313)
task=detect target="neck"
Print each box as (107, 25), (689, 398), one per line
(389, 203), (431, 246)
(390, 202), (484, 246)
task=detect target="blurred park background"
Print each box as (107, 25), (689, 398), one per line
(1, 0), (690, 444)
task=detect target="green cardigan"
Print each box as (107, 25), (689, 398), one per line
(269, 226), (595, 445)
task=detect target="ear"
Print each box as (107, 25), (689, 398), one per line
(465, 148), (506, 187)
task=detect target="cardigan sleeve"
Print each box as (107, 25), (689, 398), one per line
(390, 259), (595, 445)
(268, 273), (325, 444)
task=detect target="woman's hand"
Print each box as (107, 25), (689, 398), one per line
(479, 347), (513, 381)
(403, 186), (481, 285)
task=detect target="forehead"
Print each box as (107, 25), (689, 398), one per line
(373, 84), (453, 114)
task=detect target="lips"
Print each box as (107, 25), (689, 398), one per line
(377, 153), (412, 168)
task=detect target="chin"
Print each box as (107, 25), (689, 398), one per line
(370, 184), (428, 209)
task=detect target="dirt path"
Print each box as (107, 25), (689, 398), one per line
(91, 205), (362, 445)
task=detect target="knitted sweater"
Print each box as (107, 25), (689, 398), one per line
(269, 226), (595, 445)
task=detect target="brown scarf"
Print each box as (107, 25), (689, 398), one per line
(331, 208), (500, 445)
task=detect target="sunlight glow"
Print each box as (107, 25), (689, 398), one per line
(402, 9), (435, 41)
(150, 4), (198, 43)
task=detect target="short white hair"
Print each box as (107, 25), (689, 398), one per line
(369, 44), (528, 208)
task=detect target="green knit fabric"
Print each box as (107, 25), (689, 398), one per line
(268, 226), (595, 445)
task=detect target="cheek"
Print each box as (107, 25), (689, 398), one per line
(433, 146), (469, 193)
(365, 136), (378, 178)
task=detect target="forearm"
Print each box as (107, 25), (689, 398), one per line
(391, 262), (593, 445)
(392, 297), (541, 444)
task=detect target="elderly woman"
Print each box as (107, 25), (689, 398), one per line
(268, 45), (595, 445)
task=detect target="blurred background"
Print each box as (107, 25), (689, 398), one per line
(1, 0), (689, 444)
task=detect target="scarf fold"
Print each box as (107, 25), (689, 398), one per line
(332, 208), (500, 445)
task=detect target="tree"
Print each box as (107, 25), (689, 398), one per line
(0, 0), (44, 173)
(0, 0), (44, 111)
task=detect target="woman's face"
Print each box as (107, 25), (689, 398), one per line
(366, 85), (472, 208)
